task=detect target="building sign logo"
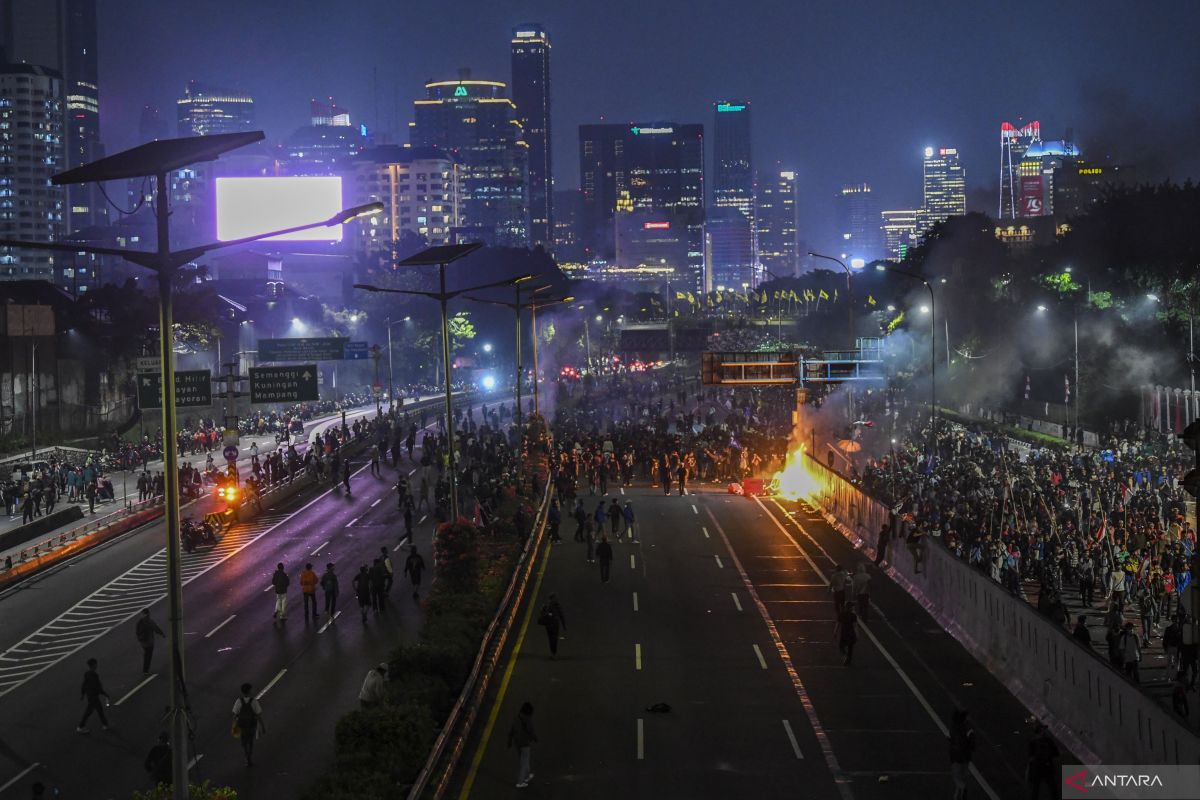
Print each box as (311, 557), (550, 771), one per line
(716, 103), (746, 112)
(630, 126), (674, 135)
(643, 221), (670, 230)
(454, 85), (468, 97)
(1062, 765), (1200, 798)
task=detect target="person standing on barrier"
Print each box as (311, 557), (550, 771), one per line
(947, 708), (975, 800)
(320, 563), (339, 619)
(135, 609), (164, 675)
(508, 701), (538, 789)
(537, 593), (566, 658)
(1025, 721), (1059, 800)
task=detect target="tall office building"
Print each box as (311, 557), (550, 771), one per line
(0, 64), (64, 281)
(881, 209), (919, 261)
(710, 101), (755, 286)
(919, 147), (966, 236)
(511, 25), (552, 249)
(578, 122), (704, 290)
(177, 80), (256, 137)
(756, 169), (797, 276)
(552, 188), (584, 263)
(410, 72), (528, 247)
(834, 183), (883, 262)
(999, 120), (1040, 219)
(1, 0), (103, 233)
(349, 144), (463, 257)
(283, 97), (369, 176)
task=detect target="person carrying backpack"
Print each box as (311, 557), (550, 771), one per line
(231, 682), (264, 767)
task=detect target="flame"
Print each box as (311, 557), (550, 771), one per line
(772, 445), (825, 502)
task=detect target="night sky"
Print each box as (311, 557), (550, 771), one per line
(100, 1), (1200, 252)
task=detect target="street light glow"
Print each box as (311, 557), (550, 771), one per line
(919, 305), (930, 314)
(1147, 293), (1159, 302)
(849, 258), (865, 269)
(481, 375), (497, 390)
(483, 343), (493, 353)
(1037, 305), (1047, 312)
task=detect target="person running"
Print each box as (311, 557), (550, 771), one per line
(76, 657), (110, 733)
(231, 683), (264, 767)
(271, 563), (289, 622)
(947, 708), (975, 800)
(320, 563), (339, 619)
(300, 563), (319, 621)
(134, 609), (165, 675)
(507, 701), (538, 789)
(353, 565), (372, 622)
(596, 535), (614, 583)
(538, 593), (567, 658)
(404, 546), (426, 600)
(833, 601), (859, 666)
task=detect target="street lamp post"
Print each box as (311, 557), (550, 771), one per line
(808, 252), (855, 350)
(876, 263), (936, 457)
(529, 295), (574, 416)
(356, 248), (531, 523)
(0, 131), (383, 800)
(463, 279), (543, 431)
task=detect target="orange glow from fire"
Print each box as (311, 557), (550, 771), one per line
(772, 445), (825, 502)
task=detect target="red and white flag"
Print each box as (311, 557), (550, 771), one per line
(1093, 519), (1107, 542)
(1024, 375), (1031, 401)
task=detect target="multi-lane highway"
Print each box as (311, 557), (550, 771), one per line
(0, 404), (447, 798)
(456, 485), (1067, 799)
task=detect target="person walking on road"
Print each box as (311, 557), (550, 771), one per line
(947, 708), (975, 800)
(538, 593), (567, 658)
(144, 731), (172, 787)
(1025, 721), (1059, 800)
(623, 501), (637, 543)
(232, 683), (264, 767)
(341, 458), (353, 495)
(358, 662), (389, 709)
(370, 444), (381, 477)
(875, 521), (891, 566)
(547, 499), (561, 543)
(596, 535), (614, 582)
(507, 701), (538, 789)
(135, 609), (165, 675)
(369, 558), (387, 612)
(830, 565), (849, 610)
(76, 657), (110, 733)
(404, 546), (426, 600)
(320, 563), (339, 619)
(271, 563), (289, 622)
(573, 499), (586, 542)
(833, 601), (859, 666)
(353, 565), (372, 622)
(380, 547), (394, 595)
(607, 498), (622, 540)
(300, 563), (319, 621)
(851, 564), (871, 622)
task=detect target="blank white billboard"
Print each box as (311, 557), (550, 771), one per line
(215, 176), (344, 242)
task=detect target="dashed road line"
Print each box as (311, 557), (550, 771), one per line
(347, 516), (360, 527)
(318, 611), (343, 634)
(114, 673), (157, 706)
(782, 720), (804, 759)
(701, 526), (710, 538)
(310, 540), (329, 556)
(256, 668), (287, 700)
(419, 514), (428, 524)
(0, 763), (40, 794)
(732, 592), (743, 612)
(752, 643), (768, 669)
(714, 555), (724, 569)
(632, 591), (639, 612)
(205, 615), (236, 639)
(637, 718), (644, 760)
(370, 498), (381, 507)
(691, 504), (698, 515)
(630, 554), (636, 569)
(634, 643), (642, 671)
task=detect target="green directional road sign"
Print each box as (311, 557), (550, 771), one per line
(249, 365), (320, 404)
(137, 370), (212, 409)
(258, 337), (348, 362)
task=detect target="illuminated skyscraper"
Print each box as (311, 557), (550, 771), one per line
(919, 147), (966, 235)
(999, 120), (1040, 219)
(284, 97), (369, 176)
(511, 24), (552, 249)
(410, 72), (528, 247)
(834, 183), (883, 262)
(350, 145), (463, 256)
(177, 80), (256, 137)
(881, 209), (919, 261)
(579, 122), (705, 291)
(756, 168), (797, 276)
(710, 101), (755, 286)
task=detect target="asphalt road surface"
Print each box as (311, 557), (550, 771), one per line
(456, 485), (1068, 799)
(0, 423), (442, 798)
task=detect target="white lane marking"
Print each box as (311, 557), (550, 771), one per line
(187, 753), (204, 770)
(310, 540), (330, 556)
(263, 585), (272, 592)
(635, 643), (642, 670)
(632, 592), (639, 612)
(318, 610), (343, 634)
(620, 487), (625, 495)
(205, 615), (236, 638)
(347, 516), (360, 527)
(782, 720), (804, 759)
(0, 763), (40, 794)
(691, 504), (698, 515)
(630, 554), (636, 569)
(705, 508), (852, 800)
(114, 673), (157, 706)
(256, 668), (287, 700)
(408, 469), (416, 476)
(714, 555), (724, 569)
(757, 498), (1001, 800)
(419, 514), (428, 524)
(701, 526), (710, 538)
(753, 643), (768, 669)
(732, 592), (743, 611)
(637, 718), (644, 760)
(370, 498), (381, 508)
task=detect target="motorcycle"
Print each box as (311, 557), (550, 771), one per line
(180, 519), (217, 553)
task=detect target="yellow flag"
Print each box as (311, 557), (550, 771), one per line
(804, 288), (815, 301)
(789, 289), (799, 301)
(687, 292), (696, 305)
(676, 291), (686, 301)
(868, 294), (877, 306)
(819, 289), (830, 300)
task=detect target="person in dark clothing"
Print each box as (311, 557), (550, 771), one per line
(947, 708), (975, 800)
(507, 701), (538, 789)
(232, 683), (264, 767)
(607, 498), (622, 539)
(538, 593), (567, 658)
(596, 535), (614, 582)
(144, 731), (172, 786)
(353, 565), (372, 622)
(404, 546), (426, 600)
(875, 521), (891, 566)
(135, 609), (165, 675)
(1026, 721), (1060, 800)
(833, 602), (858, 666)
(1071, 615), (1091, 647)
(573, 500), (586, 542)
(320, 563), (339, 618)
(547, 500), (562, 543)
(368, 558), (387, 611)
(85, 481), (97, 515)
(341, 459), (352, 495)
(77, 657), (110, 733)
(271, 563), (289, 622)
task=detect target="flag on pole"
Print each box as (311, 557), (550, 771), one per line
(1064, 374), (1071, 405)
(1092, 519), (1107, 542)
(868, 294), (877, 306)
(1024, 375), (1031, 400)
(819, 289), (830, 300)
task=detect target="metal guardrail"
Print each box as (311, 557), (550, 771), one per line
(408, 470), (555, 800)
(7, 496), (163, 566)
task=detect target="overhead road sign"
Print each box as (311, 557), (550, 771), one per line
(701, 351), (797, 385)
(249, 365), (319, 404)
(344, 341), (369, 360)
(137, 370), (212, 409)
(258, 337), (348, 363)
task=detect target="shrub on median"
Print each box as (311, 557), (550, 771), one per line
(133, 781), (237, 800)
